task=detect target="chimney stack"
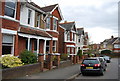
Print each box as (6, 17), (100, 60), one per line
(111, 35), (114, 39)
(64, 21), (67, 23)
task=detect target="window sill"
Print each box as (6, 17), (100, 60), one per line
(45, 29), (59, 34)
(0, 16), (19, 22)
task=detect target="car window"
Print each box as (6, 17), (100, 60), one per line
(99, 58), (103, 62)
(83, 59), (99, 64)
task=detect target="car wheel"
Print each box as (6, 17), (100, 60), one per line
(104, 67), (107, 71)
(82, 73), (86, 76)
(100, 69), (104, 76)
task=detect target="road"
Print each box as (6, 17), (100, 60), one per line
(73, 58), (119, 81)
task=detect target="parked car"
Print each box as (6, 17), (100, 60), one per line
(80, 57), (107, 76)
(100, 55), (111, 63)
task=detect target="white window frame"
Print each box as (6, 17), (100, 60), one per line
(36, 14), (41, 27)
(67, 32), (70, 41)
(53, 18), (57, 30)
(4, 0), (17, 19)
(2, 34), (15, 56)
(52, 41), (56, 52)
(46, 17), (51, 29)
(71, 48), (74, 54)
(67, 47), (70, 54)
(78, 36), (80, 43)
(28, 9), (32, 24)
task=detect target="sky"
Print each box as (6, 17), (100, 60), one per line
(32, 0), (119, 44)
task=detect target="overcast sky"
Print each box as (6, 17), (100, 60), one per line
(33, 0), (119, 44)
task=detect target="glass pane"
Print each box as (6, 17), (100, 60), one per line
(2, 34), (13, 43)
(5, 7), (15, 18)
(5, 2), (15, 9)
(46, 41), (49, 45)
(34, 40), (37, 50)
(2, 46), (12, 55)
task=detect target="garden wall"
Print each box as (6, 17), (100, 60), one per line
(2, 63), (41, 79)
(2, 60), (73, 79)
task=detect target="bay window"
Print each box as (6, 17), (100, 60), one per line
(52, 41), (56, 52)
(53, 19), (57, 30)
(67, 48), (70, 54)
(46, 17), (50, 29)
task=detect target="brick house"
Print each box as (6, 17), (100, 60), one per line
(40, 4), (63, 54)
(0, 1), (63, 57)
(0, 0), (21, 56)
(59, 21), (77, 55)
(100, 36), (120, 53)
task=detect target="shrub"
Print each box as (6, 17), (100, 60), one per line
(20, 50), (37, 64)
(60, 54), (68, 61)
(0, 54), (23, 68)
(77, 50), (83, 57)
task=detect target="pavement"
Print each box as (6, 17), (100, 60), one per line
(16, 64), (80, 80)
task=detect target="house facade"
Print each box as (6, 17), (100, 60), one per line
(0, 0), (63, 57)
(0, 0), (21, 56)
(100, 36), (120, 54)
(0, 0), (88, 57)
(76, 28), (85, 53)
(59, 21), (77, 55)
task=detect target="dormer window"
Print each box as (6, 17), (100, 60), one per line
(5, 0), (16, 18)
(53, 18), (57, 30)
(46, 17), (50, 29)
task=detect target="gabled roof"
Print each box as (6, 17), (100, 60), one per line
(102, 37), (119, 45)
(40, 4), (63, 20)
(77, 28), (84, 35)
(60, 21), (75, 31)
(40, 4), (58, 12)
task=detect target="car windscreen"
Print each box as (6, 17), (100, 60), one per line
(104, 56), (109, 60)
(83, 59), (99, 64)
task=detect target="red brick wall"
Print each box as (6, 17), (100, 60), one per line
(39, 40), (44, 53)
(52, 8), (62, 20)
(58, 26), (65, 54)
(16, 2), (20, 20)
(49, 40), (53, 53)
(0, 1), (5, 16)
(14, 34), (19, 56)
(18, 36), (26, 55)
(47, 31), (59, 38)
(2, 19), (19, 31)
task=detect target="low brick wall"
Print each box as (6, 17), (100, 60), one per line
(2, 63), (41, 79)
(59, 60), (73, 68)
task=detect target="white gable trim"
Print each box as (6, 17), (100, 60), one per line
(112, 38), (119, 44)
(59, 25), (66, 30)
(50, 4), (63, 20)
